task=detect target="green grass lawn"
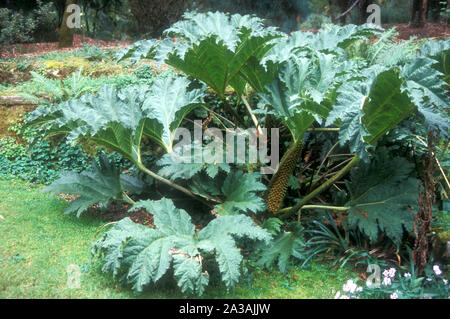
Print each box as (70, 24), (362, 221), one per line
(0, 178), (354, 299)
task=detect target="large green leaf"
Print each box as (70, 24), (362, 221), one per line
(92, 198), (271, 295)
(401, 56), (449, 137)
(213, 171), (267, 216)
(157, 142), (231, 180)
(402, 57), (449, 110)
(166, 34), (281, 97)
(165, 12), (282, 96)
(197, 214), (272, 287)
(264, 24), (382, 64)
(26, 75), (205, 159)
(257, 222), (306, 273)
(116, 39), (159, 63)
(419, 39), (450, 84)
(117, 12), (282, 97)
(166, 36), (237, 97)
(345, 150), (419, 244)
(164, 11), (278, 52)
(42, 155), (143, 217)
(326, 67), (416, 161)
(260, 53), (346, 139)
(142, 76), (205, 152)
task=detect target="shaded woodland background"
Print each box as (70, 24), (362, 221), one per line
(0, 0), (448, 49)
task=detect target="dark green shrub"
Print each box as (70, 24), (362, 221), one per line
(0, 8), (36, 45)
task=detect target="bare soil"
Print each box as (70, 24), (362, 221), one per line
(93, 203), (154, 227)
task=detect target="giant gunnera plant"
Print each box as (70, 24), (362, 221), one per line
(27, 11), (449, 294)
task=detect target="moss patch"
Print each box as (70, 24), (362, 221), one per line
(0, 62), (33, 85)
(0, 105), (35, 138)
(41, 57), (92, 79)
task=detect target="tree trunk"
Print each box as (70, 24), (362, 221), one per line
(422, 0), (428, 23)
(58, 0), (77, 48)
(410, 0), (424, 28)
(337, 0), (352, 24)
(358, 0), (371, 24)
(330, 0), (359, 24)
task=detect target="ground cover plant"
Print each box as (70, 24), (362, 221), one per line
(1, 9), (448, 298)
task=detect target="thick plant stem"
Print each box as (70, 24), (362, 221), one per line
(241, 94), (263, 136)
(307, 128), (340, 132)
(122, 192), (136, 205)
(136, 162), (221, 205)
(279, 155), (360, 219)
(413, 131), (436, 275)
(300, 205), (350, 211)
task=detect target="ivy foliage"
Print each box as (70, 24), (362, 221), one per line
(92, 198), (271, 295)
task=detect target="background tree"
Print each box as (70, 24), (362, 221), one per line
(358, 0), (371, 24)
(128, 0), (187, 37)
(410, 0), (424, 27)
(329, 0), (372, 24)
(58, 0), (77, 47)
(77, 0), (123, 36)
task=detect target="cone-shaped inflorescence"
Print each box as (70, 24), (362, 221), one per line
(266, 139), (304, 213)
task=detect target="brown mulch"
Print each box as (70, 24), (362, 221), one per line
(1, 23), (448, 60)
(95, 203), (154, 227)
(303, 22), (448, 39)
(0, 34), (131, 59)
(383, 22), (448, 40)
(56, 193), (154, 226)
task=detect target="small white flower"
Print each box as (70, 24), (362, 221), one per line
(388, 268), (396, 278)
(390, 293), (399, 299)
(340, 295), (350, 299)
(342, 279), (358, 294)
(433, 265), (442, 275)
(443, 279), (448, 285)
(382, 277), (392, 286)
(404, 272), (411, 278)
(383, 268), (396, 278)
(356, 286), (363, 292)
(426, 278), (432, 282)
